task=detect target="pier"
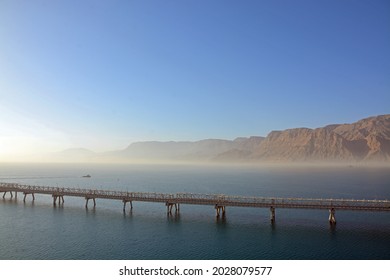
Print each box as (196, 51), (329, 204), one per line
(1, 182), (389, 224)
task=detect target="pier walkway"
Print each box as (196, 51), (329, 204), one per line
(1, 182), (389, 224)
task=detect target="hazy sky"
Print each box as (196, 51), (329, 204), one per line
(1, 0), (389, 159)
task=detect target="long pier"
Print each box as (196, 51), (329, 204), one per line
(1, 182), (389, 224)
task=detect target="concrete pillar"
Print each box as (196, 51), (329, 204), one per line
(270, 206), (275, 223)
(329, 208), (336, 224)
(215, 205), (226, 218)
(166, 202), (179, 214)
(54, 195), (64, 205)
(123, 200), (133, 212)
(166, 202), (172, 214)
(85, 197), (96, 208)
(22, 193), (35, 202)
(1, 191), (13, 198)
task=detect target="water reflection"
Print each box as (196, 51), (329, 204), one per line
(85, 206), (96, 216)
(123, 209), (133, 218)
(215, 215), (227, 225)
(167, 212), (181, 223)
(329, 223), (337, 236)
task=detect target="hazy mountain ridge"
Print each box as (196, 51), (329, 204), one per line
(55, 114), (390, 163)
(109, 138), (264, 161)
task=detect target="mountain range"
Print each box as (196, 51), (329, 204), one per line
(55, 114), (390, 163)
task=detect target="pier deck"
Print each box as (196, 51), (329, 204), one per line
(1, 182), (389, 224)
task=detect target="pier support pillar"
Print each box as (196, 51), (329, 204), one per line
(215, 205), (226, 218)
(270, 207), (276, 223)
(166, 202), (179, 214)
(329, 208), (336, 224)
(23, 192), (34, 202)
(2, 191), (14, 198)
(53, 195), (64, 206)
(85, 197), (96, 208)
(123, 200), (134, 212)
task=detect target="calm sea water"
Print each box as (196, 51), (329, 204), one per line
(0, 163), (389, 260)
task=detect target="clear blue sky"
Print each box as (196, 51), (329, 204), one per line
(1, 0), (389, 158)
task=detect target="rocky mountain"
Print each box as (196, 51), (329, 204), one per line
(251, 114), (390, 162)
(331, 115), (390, 161)
(251, 128), (354, 161)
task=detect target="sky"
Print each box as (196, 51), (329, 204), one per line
(1, 0), (389, 160)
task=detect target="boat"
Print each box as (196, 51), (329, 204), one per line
(82, 174), (91, 178)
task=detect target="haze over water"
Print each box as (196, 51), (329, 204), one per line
(1, 163), (389, 260)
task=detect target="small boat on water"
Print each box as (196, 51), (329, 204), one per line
(82, 174), (91, 178)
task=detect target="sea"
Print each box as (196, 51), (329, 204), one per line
(0, 163), (389, 260)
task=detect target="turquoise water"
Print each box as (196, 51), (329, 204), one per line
(0, 163), (389, 259)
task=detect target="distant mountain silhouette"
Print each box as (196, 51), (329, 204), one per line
(54, 114), (390, 163)
(108, 137), (265, 162)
